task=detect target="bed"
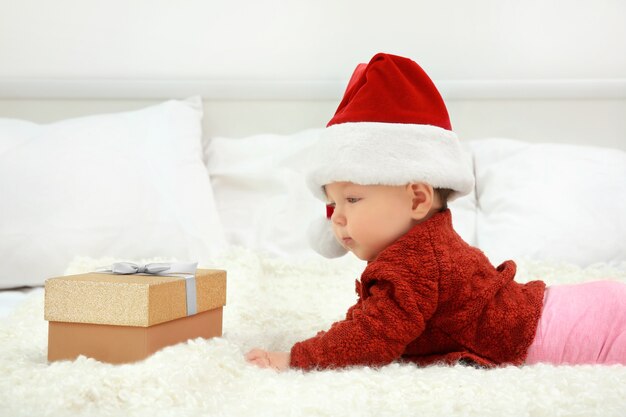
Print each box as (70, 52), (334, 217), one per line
(0, 79), (625, 417)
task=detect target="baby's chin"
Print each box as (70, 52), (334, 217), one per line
(336, 237), (379, 262)
(350, 249), (378, 263)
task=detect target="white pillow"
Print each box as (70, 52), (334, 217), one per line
(0, 98), (226, 288)
(472, 138), (626, 267)
(207, 129), (323, 259)
(207, 129), (478, 258)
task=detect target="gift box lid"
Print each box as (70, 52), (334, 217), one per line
(44, 268), (226, 327)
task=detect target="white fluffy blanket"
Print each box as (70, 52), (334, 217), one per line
(1, 248), (625, 417)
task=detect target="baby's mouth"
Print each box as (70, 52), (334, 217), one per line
(342, 237), (354, 246)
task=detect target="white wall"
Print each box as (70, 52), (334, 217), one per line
(1, 0), (624, 81)
(1, 1), (624, 148)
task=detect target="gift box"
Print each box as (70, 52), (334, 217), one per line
(44, 264), (226, 364)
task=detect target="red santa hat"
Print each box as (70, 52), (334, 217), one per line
(306, 52), (474, 258)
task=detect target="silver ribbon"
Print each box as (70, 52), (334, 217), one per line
(95, 262), (198, 316)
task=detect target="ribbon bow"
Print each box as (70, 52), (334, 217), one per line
(95, 262), (198, 316)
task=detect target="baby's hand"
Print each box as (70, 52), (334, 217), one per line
(245, 348), (290, 372)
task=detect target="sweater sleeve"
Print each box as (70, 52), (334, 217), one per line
(290, 276), (437, 370)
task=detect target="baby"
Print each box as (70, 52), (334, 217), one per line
(245, 53), (626, 371)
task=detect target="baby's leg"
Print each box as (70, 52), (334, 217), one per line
(525, 280), (626, 365)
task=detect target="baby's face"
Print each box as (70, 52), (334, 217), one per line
(324, 182), (417, 262)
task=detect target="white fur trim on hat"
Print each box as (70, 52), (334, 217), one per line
(307, 216), (348, 258)
(306, 122), (474, 202)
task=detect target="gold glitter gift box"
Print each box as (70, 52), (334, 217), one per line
(44, 268), (226, 364)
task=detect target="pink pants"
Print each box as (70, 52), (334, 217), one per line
(525, 281), (626, 365)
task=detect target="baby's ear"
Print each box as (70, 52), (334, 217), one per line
(407, 183), (435, 220)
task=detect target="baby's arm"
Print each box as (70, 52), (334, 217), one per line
(245, 285), (363, 371)
(245, 296), (362, 371)
(290, 277), (437, 370)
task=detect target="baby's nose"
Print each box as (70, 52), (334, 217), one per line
(331, 209), (346, 226)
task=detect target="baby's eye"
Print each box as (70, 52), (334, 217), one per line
(327, 202), (336, 208)
(346, 197), (361, 204)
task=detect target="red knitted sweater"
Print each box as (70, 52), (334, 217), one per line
(290, 209), (546, 370)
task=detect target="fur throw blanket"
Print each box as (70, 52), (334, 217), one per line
(1, 248), (625, 417)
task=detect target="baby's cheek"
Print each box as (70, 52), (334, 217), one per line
(331, 224), (343, 239)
